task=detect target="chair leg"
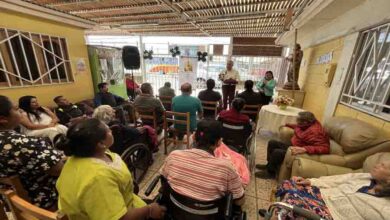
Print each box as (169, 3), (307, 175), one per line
(164, 131), (168, 155)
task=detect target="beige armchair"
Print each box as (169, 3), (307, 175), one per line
(277, 117), (390, 182)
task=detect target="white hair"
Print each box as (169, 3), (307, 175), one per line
(92, 105), (115, 124)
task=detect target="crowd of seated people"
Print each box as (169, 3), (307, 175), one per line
(3, 74), (389, 220)
(92, 105), (158, 154)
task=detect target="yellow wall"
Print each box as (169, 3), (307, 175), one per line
(335, 104), (390, 134)
(0, 10), (94, 107)
(299, 37), (344, 121)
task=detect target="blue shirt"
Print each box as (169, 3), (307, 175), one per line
(172, 94), (203, 131)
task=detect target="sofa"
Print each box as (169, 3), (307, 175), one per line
(277, 116), (390, 182)
(292, 152), (390, 178)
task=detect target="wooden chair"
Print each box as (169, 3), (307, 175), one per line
(4, 190), (67, 220)
(163, 111), (191, 155)
(157, 95), (173, 111)
(241, 104), (262, 128)
(0, 175), (29, 201)
(0, 189), (8, 220)
(201, 101), (219, 119)
(134, 107), (158, 129)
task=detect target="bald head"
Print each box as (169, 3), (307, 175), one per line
(181, 83), (192, 94)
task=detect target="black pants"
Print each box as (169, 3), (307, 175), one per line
(266, 140), (290, 174)
(260, 92), (272, 105)
(222, 84), (236, 109)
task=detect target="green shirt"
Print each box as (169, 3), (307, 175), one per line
(56, 151), (146, 220)
(172, 94), (203, 131)
(256, 79), (276, 97)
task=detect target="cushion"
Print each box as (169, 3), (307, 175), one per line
(329, 139), (345, 156)
(363, 152), (390, 173)
(324, 117), (389, 153)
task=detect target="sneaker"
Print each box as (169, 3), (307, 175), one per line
(255, 170), (275, 179)
(255, 164), (267, 170)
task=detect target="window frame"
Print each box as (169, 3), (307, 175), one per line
(340, 22), (390, 121)
(0, 27), (74, 89)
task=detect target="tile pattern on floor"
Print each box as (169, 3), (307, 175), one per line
(138, 135), (277, 220)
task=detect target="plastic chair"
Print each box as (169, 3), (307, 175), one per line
(4, 190), (67, 220)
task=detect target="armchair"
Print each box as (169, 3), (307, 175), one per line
(277, 117), (390, 182)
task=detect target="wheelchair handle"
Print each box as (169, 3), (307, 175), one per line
(224, 193), (233, 219)
(144, 175), (161, 196)
(292, 206), (324, 220)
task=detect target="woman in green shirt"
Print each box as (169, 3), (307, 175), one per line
(56, 118), (166, 220)
(256, 71), (276, 105)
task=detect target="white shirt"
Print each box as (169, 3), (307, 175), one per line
(220, 69), (240, 85)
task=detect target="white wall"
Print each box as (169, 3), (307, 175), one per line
(278, 0), (390, 48)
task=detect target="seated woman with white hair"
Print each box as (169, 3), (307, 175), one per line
(92, 105), (158, 154)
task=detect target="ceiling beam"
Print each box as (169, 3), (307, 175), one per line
(47, 0), (98, 7)
(182, 1), (296, 13)
(69, 2), (162, 14)
(93, 12), (177, 21)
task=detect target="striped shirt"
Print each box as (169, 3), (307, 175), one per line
(160, 149), (245, 202)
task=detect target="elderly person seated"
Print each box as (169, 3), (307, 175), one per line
(198, 79), (222, 118)
(19, 95), (68, 142)
(255, 111), (330, 179)
(56, 118), (166, 219)
(134, 83), (165, 130)
(0, 95), (64, 209)
(92, 105), (158, 154)
(259, 159), (390, 220)
(172, 83), (203, 134)
(160, 120), (245, 206)
(158, 82), (176, 97)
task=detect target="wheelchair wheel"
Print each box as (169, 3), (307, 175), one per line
(245, 135), (256, 172)
(121, 143), (152, 183)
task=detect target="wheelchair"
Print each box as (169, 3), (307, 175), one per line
(145, 175), (247, 220)
(220, 120), (256, 172)
(110, 124), (152, 184)
(261, 202), (325, 220)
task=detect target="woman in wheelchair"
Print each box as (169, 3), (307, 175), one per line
(56, 118), (166, 220)
(93, 105), (158, 154)
(260, 160), (390, 220)
(218, 98), (254, 132)
(160, 120), (245, 208)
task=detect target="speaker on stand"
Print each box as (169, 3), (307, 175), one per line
(122, 46), (141, 101)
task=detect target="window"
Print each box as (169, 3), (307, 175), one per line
(0, 27), (73, 88)
(341, 22), (390, 120)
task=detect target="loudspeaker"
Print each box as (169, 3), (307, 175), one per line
(122, 46), (140, 70)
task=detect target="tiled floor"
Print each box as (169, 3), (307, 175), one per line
(138, 134), (276, 220)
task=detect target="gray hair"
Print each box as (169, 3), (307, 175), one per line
(141, 83), (153, 94)
(92, 105), (115, 124)
(297, 111), (316, 124)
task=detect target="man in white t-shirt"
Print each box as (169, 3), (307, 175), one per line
(219, 60), (240, 109)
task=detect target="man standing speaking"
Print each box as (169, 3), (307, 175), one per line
(219, 60), (240, 109)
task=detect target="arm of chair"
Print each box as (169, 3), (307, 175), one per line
(291, 158), (355, 178)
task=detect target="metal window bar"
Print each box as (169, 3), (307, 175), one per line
(48, 36), (61, 82)
(62, 37), (74, 82)
(28, 32), (44, 85)
(57, 37), (69, 82)
(0, 50), (12, 87)
(40, 34), (52, 84)
(5, 29), (23, 86)
(17, 31), (34, 84)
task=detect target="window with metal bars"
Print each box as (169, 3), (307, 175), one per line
(340, 22), (390, 121)
(0, 27), (73, 88)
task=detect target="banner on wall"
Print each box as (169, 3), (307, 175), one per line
(179, 56), (197, 86)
